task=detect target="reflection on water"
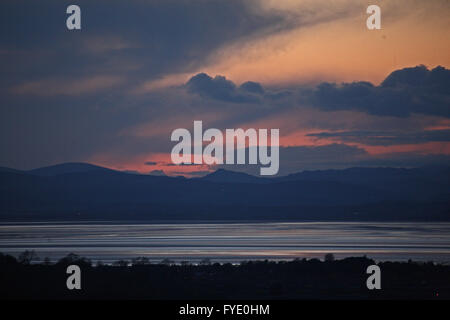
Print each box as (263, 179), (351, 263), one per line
(0, 222), (449, 263)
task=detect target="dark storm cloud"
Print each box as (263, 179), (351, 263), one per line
(185, 66), (450, 119)
(0, 0), (293, 169)
(186, 73), (263, 103)
(240, 81), (265, 95)
(184, 73), (292, 115)
(308, 129), (450, 146)
(0, 0), (290, 88)
(301, 66), (450, 118)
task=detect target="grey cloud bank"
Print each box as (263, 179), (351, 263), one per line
(186, 65), (450, 118)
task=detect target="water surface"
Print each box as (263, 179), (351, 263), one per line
(0, 222), (449, 264)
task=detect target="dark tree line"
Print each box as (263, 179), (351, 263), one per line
(1, 251), (449, 299)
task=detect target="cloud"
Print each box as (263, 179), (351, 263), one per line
(186, 73), (263, 103)
(301, 65), (450, 118)
(11, 75), (124, 96)
(240, 81), (265, 95)
(185, 66), (450, 120)
(308, 129), (450, 146)
(0, 0), (291, 89)
(2, 65), (449, 171)
(80, 36), (138, 55)
(1, 0), (449, 173)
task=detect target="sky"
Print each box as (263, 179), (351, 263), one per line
(1, 0), (449, 176)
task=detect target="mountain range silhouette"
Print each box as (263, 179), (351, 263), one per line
(0, 163), (448, 221)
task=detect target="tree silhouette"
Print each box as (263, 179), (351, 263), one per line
(200, 258), (212, 265)
(18, 250), (39, 265)
(131, 257), (150, 266)
(57, 253), (91, 267)
(113, 260), (129, 267)
(324, 253), (335, 262)
(161, 258), (174, 265)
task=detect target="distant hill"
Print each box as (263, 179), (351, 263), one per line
(274, 166), (450, 201)
(201, 169), (264, 183)
(27, 162), (117, 176)
(0, 164), (448, 221)
(149, 170), (166, 177)
(277, 166), (450, 184)
(0, 167), (24, 174)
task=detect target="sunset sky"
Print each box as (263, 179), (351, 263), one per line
(1, 0), (449, 176)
